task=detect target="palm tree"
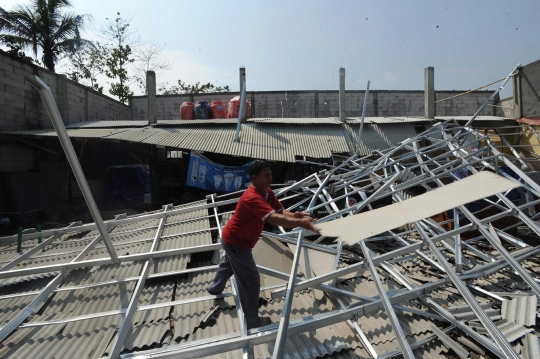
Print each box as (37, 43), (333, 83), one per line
(0, 0), (88, 72)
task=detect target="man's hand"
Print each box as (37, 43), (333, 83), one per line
(299, 217), (321, 235)
(294, 211), (312, 219)
(267, 212), (320, 234)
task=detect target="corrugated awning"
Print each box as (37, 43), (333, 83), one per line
(0, 121), (424, 162)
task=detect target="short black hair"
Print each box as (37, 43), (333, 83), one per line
(249, 160), (271, 178)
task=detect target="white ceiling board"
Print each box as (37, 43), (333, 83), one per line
(253, 237), (294, 298)
(288, 243), (337, 300)
(317, 172), (521, 244)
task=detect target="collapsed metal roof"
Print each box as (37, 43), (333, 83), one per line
(0, 119), (540, 358)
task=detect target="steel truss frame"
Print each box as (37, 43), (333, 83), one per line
(0, 75), (539, 358)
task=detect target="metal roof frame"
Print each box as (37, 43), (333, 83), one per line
(0, 75), (539, 358)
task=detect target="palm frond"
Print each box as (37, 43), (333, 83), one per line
(1, 0), (87, 71)
(0, 5), (40, 56)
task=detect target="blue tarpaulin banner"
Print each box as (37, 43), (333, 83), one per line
(186, 151), (253, 192)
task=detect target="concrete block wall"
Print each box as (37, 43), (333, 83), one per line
(0, 52), (57, 131)
(377, 91), (424, 117)
(132, 93), (244, 121)
(435, 92), (504, 117)
(67, 81), (85, 124)
(500, 97), (514, 118)
(254, 92), (316, 118)
(515, 59), (540, 118)
(0, 50), (132, 178)
(132, 89), (500, 120)
(87, 90), (131, 122)
(343, 92), (374, 117)
(317, 92), (339, 117)
(0, 50), (131, 132)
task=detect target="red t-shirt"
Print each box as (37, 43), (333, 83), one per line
(222, 185), (284, 250)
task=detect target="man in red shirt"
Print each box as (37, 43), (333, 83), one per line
(208, 160), (320, 329)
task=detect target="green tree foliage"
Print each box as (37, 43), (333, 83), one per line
(159, 80), (231, 95)
(101, 13), (134, 103)
(65, 41), (107, 93)
(1, 35), (38, 64)
(0, 0), (89, 72)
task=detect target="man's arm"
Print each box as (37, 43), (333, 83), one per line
(266, 212), (320, 234)
(282, 209), (313, 219)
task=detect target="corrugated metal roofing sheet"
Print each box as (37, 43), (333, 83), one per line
(448, 302), (501, 322)
(502, 295), (537, 326)
(66, 120), (147, 128)
(435, 116), (513, 121)
(468, 319), (534, 342)
(156, 119), (239, 126)
(1, 128), (131, 138)
(107, 127), (163, 143)
(347, 117), (432, 124)
(124, 281), (175, 352)
(523, 333), (540, 359)
(173, 266), (235, 340)
(0, 123), (351, 161)
(140, 127), (193, 148)
(249, 117), (341, 124)
(346, 123), (418, 156)
(0, 316), (119, 359)
(255, 290), (365, 359)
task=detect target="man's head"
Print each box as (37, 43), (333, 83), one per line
(249, 160), (272, 190)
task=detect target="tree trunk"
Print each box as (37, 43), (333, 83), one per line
(43, 52), (55, 72)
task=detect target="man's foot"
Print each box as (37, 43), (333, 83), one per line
(207, 287), (222, 296)
(207, 280), (226, 295)
(248, 316), (272, 329)
(259, 316), (272, 327)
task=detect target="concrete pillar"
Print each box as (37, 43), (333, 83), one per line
(146, 71), (157, 125)
(56, 74), (69, 125)
(239, 67), (247, 122)
(239, 67), (246, 93)
(339, 68), (346, 123)
(513, 70), (522, 119)
(424, 67), (435, 119)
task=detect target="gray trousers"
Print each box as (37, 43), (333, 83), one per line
(208, 239), (261, 329)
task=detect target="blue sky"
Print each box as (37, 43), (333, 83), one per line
(3, 0), (539, 97)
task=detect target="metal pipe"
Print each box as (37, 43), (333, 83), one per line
(359, 241), (415, 358)
(356, 80), (370, 154)
(234, 80), (247, 142)
(25, 75), (119, 263)
(462, 64), (520, 130)
(108, 205), (170, 358)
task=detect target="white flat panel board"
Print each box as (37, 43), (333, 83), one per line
(318, 172), (521, 244)
(288, 243), (336, 299)
(253, 237), (294, 297)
